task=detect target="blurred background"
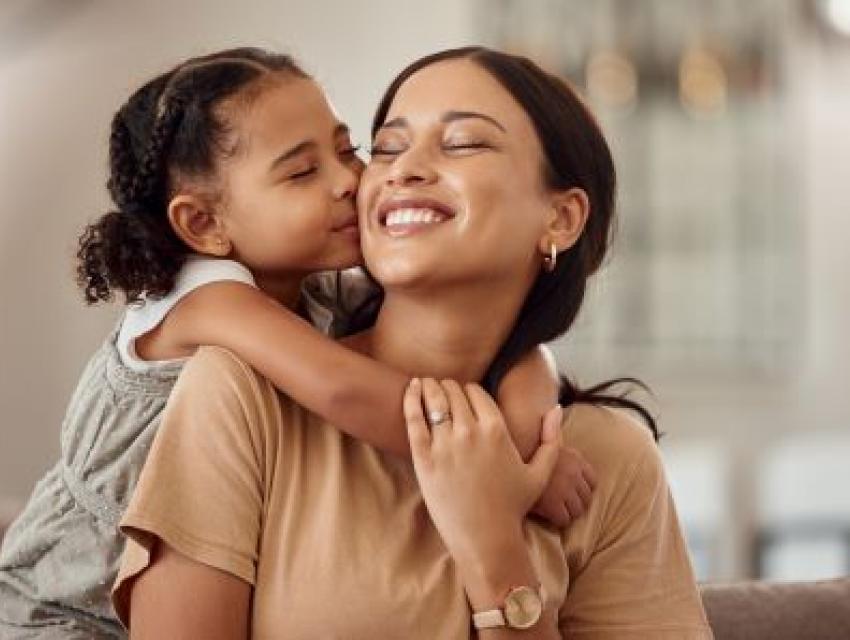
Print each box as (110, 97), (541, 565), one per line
(1, 0), (848, 582)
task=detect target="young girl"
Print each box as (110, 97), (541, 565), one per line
(0, 48), (595, 638)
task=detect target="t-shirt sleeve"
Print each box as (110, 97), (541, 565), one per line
(559, 417), (713, 639)
(112, 346), (272, 626)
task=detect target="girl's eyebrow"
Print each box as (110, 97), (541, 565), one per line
(268, 123), (351, 172)
(380, 111), (506, 133)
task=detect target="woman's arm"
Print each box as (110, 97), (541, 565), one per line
(113, 347), (267, 631)
(129, 541), (250, 640)
(403, 378), (562, 639)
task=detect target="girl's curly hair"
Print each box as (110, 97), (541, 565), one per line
(77, 47), (306, 304)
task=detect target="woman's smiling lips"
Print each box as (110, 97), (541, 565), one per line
(376, 197), (456, 238)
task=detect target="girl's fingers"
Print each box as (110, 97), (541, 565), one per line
(582, 462), (598, 491)
(565, 493), (586, 520)
(558, 504), (572, 527)
(421, 378), (452, 433)
(462, 383), (504, 430)
(575, 476), (593, 507)
(403, 378), (431, 457)
(438, 379), (476, 432)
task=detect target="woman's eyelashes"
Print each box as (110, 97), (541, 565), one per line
(368, 138), (491, 158)
(444, 140), (491, 153)
(368, 140), (404, 157)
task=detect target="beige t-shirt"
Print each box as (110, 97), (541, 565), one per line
(113, 346), (712, 639)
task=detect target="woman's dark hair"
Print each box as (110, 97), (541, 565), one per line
(363, 46), (658, 438)
(76, 47), (307, 304)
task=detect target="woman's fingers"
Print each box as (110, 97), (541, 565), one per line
(462, 382), (505, 431)
(421, 377), (451, 424)
(438, 379), (476, 434)
(403, 378), (431, 458)
(525, 413), (562, 498)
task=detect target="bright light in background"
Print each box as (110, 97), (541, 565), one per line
(585, 49), (639, 112)
(678, 45), (728, 118)
(822, 0), (850, 36)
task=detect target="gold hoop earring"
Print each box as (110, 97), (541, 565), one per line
(543, 242), (557, 273)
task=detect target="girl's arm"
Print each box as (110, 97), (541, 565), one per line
(142, 280), (411, 456)
(129, 541), (250, 640)
(147, 280), (563, 460)
(497, 346), (596, 527)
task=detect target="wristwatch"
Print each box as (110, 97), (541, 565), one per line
(472, 583), (546, 630)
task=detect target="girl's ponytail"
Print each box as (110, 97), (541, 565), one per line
(76, 209), (184, 305)
(77, 101), (187, 304)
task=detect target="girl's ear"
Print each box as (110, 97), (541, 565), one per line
(537, 187), (590, 257)
(167, 194), (231, 257)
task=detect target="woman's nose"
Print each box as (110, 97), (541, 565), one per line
(386, 148), (437, 187)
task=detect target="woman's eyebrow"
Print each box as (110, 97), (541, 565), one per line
(442, 110), (506, 132)
(379, 111), (506, 133)
(268, 124), (351, 172)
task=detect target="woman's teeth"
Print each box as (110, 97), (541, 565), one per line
(384, 208), (448, 229)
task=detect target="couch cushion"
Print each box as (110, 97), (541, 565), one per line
(700, 578), (850, 640)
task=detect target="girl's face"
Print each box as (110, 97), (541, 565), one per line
(358, 59), (553, 292)
(220, 77), (364, 280)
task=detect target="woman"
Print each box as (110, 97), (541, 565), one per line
(113, 47), (712, 638)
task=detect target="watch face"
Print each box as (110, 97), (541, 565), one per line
(504, 586), (543, 629)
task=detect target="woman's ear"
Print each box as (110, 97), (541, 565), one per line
(167, 194), (231, 257)
(538, 187), (590, 256)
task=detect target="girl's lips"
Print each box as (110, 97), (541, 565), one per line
(332, 213), (359, 232)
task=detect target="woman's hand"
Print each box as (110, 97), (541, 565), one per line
(403, 377), (562, 568)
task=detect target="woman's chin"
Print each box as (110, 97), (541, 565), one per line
(365, 256), (440, 291)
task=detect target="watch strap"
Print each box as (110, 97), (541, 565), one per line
(472, 607), (507, 629)
(471, 583), (546, 630)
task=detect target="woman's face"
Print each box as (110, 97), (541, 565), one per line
(358, 59), (553, 291)
(221, 77), (364, 277)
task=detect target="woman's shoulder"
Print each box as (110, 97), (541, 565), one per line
(562, 402), (661, 483)
(178, 346), (298, 413)
(177, 345), (260, 390)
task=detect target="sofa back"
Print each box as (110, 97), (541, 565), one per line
(701, 579), (850, 640)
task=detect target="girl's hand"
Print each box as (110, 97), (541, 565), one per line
(403, 377), (562, 565)
(531, 444), (597, 528)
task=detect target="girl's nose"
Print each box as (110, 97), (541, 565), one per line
(334, 156), (363, 200)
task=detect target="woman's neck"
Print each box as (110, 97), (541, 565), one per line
(362, 285), (527, 383)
